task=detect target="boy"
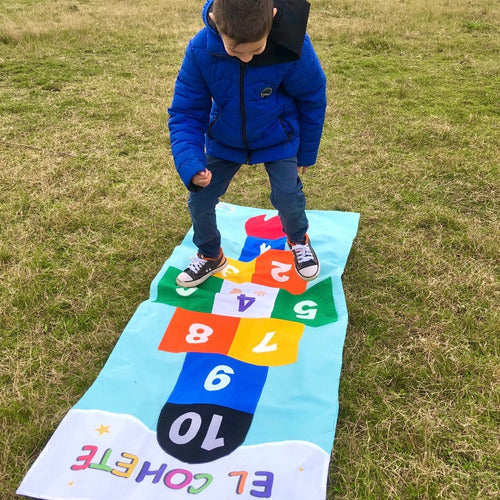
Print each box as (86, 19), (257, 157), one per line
(169, 0), (327, 287)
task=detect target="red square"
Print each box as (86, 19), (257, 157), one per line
(252, 249), (307, 295)
(158, 308), (240, 355)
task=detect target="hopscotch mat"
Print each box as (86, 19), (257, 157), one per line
(18, 203), (359, 500)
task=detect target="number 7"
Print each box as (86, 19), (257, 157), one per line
(252, 332), (277, 353)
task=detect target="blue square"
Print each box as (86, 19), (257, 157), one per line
(167, 353), (268, 414)
(239, 236), (287, 262)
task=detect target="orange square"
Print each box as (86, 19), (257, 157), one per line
(252, 249), (307, 295)
(158, 308), (239, 355)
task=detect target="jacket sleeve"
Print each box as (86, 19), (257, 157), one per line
(282, 35), (327, 167)
(168, 39), (212, 190)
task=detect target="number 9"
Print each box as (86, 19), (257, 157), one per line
(204, 365), (234, 391)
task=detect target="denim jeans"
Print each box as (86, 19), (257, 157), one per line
(187, 155), (309, 258)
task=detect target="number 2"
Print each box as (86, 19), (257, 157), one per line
(271, 261), (291, 282)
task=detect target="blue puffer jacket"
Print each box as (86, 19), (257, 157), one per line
(169, 0), (327, 190)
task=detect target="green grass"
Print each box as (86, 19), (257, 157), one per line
(1, 0), (499, 498)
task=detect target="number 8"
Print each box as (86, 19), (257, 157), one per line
(186, 323), (213, 344)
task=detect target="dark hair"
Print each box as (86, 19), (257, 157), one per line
(212, 0), (274, 44)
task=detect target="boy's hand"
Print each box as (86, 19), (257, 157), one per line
(297, 166), (310, 175)
(192, 168), (212, 187)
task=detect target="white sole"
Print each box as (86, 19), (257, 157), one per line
(176, 258), (228, 288)
(296, 262), (320, 281)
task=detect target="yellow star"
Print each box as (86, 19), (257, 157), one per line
(69, 481), (74, 486)
(95, 424), (110, 435)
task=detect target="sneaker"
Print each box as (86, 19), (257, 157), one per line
(289, 234), (320, 281)
(176, 249), (227, 288)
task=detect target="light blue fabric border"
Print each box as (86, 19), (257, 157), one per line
(75, 203), (359, 454)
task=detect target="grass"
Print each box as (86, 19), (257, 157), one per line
(1, 0), (498, 498)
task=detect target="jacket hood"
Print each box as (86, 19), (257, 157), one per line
(202, 0), (310, 65)
(202, 0), (217, 33)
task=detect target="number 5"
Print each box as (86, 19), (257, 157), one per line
(294, 300), (318, 320)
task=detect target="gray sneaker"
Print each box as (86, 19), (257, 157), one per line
(289, 234), (320, 281)
(176, 249), (227, 288)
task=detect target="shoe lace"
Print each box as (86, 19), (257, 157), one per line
(292, 243), (313, 263)
(188, 254), (207, 273)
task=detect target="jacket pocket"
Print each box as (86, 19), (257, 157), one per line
(207, 115), (219, 138)
(279, 116), (294, 141)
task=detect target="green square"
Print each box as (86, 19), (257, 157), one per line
(271, 277), (337, 327)
(154, 266), (223, 313)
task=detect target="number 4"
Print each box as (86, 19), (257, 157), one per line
(237, 294), (256, 312)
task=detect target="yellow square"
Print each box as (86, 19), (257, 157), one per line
(215, 257), (256, 284)
(229, 318), (305, 366)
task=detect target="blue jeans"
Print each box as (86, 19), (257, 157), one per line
(188, 155), (309, 258)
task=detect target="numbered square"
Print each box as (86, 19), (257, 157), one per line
(229, 318), (305, 366)
(158, 308), (239, 355)
(211, 281), (279, 319)
(167, 353), (268, 414)
(252, 249), (307, 295)
(214, 258), (256, 284)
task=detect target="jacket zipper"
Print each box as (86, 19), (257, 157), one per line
(239, 62), (251, 163)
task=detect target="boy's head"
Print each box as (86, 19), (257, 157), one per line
(210, 0), (277, 62)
